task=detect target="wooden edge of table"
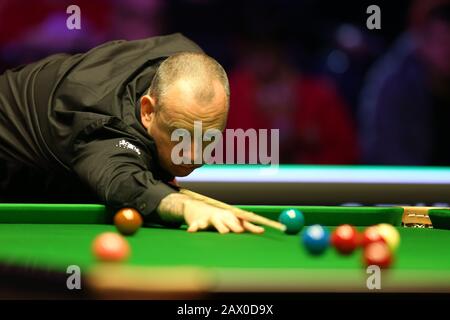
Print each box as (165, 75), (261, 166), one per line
(213, 268), (450, 293)
(85, 265), (450, 298)
(86, 265), (214, 299)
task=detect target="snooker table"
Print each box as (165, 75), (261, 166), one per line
(0, 203), (449, 299)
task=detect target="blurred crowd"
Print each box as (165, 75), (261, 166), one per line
(1, 0), (450, 165)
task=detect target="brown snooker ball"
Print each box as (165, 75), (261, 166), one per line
(114, 208), (143, 235)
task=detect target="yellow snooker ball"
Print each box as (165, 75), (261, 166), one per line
(376, 223), (400, 251)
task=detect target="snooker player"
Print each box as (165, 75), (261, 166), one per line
(0, 33), (264, 234)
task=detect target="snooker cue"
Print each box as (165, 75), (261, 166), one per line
(179, 188), (287, 232)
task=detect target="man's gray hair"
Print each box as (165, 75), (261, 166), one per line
(148, 52), (230, 112)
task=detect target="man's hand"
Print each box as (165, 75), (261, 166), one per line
(183, 199), (264, 234)
(157, 193), (264, 234)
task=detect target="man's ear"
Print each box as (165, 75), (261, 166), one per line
(140, 95), (157, 130)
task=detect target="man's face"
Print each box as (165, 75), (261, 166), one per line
(149, 113), (202, 177)
(141, 80), (228, 177)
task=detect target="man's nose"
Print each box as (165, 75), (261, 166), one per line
(190, 142), (204, 164)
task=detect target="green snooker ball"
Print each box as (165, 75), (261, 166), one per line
(278, 209), (305, 234)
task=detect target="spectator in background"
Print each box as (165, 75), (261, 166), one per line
(0, 0), (110, 71)
(320, 24), (384, 118)
(107, 0), (166, 40)
(359, 0), (450, 165)
(0, 0), (166, 72)
(227, 41), (358, 164)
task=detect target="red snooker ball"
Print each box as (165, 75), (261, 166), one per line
(92, 232), (130, 262)
(361, 226), (385, 248)
(114, 208), (143, 236)
(363, 241), (392, 268)
(331, 224), (359, 254)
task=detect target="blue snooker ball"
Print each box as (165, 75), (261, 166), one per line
(278, 209), (305, 234)
(302, 224), (330, 255)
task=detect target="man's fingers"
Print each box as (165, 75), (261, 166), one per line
(187, 221), (199, 233)
(198, 219), (209, 230)
(187, 219), (209, 232)
(242, 220), (265, 234)
(211, 216), (230, 234)
(188, 217), (264, 234)
(185, 202), (265, 234)
(222, 214), (244, 233)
